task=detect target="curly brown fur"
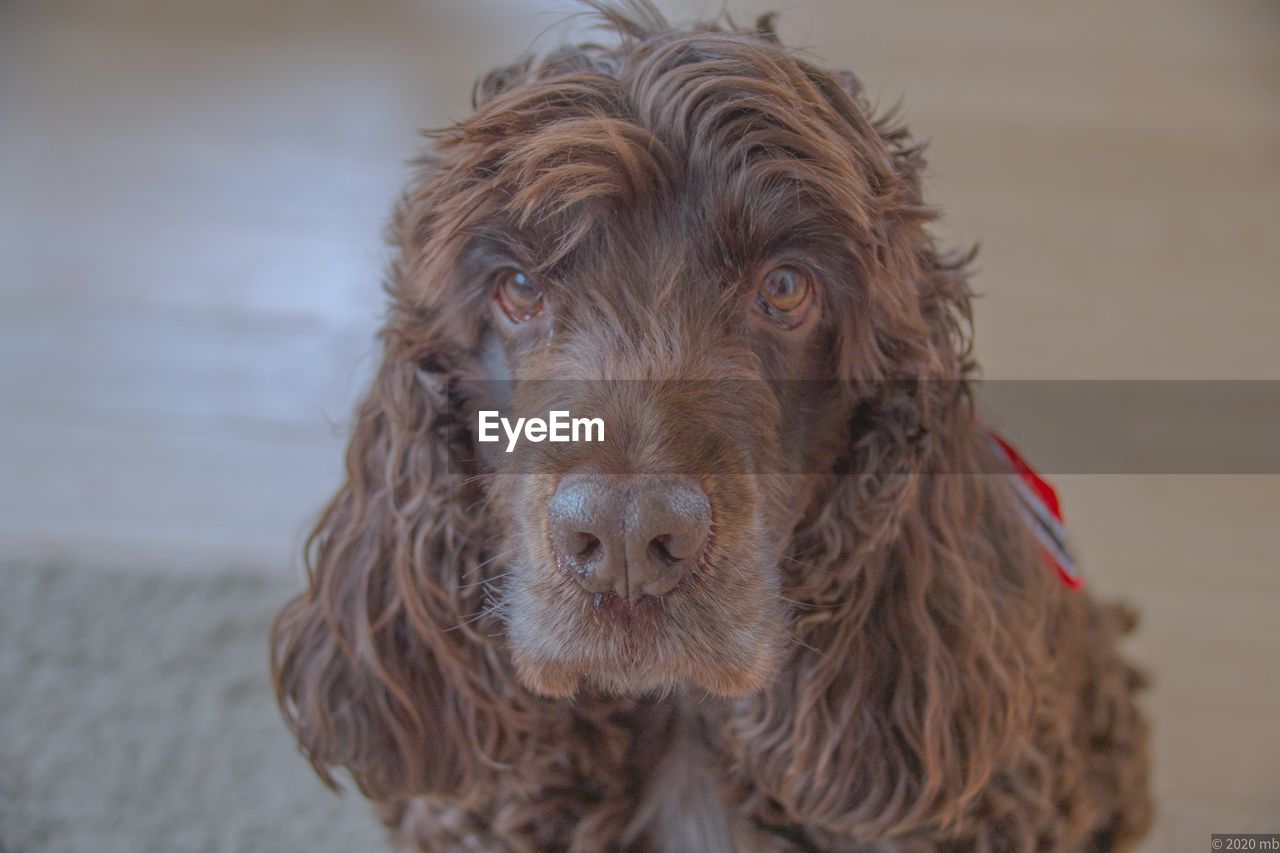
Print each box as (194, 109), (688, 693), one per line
(270, 3), (1151, 849)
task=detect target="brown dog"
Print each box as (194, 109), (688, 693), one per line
(271, 3), (1151, 849)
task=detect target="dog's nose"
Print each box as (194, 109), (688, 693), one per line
(547, 474), (710, 600)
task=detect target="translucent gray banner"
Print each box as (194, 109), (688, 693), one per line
(437, 380), (1280, 475)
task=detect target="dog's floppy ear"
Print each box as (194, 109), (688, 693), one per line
(269, 162), (537, 800)
(269, 350), (535, 800)
(727, 63), (1054, 840)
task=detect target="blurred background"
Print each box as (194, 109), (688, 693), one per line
(0, 0), (1276, 850)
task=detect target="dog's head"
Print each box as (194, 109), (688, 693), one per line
(397, 5), (972, 699)
(272, 3), (991, 805)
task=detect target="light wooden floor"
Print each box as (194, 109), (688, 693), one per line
(1, 0), (1276, 848)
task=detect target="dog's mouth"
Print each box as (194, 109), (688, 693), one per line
(502, 553), (788, 699)
(574, 586), (684, 624)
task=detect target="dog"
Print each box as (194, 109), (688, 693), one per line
(271, 3), (1152, 849)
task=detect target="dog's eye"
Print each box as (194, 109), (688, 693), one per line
(757, 265), (814, 327)
(493, 268), (544, 322)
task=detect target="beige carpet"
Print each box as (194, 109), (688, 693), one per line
(0, 561), (383, 853)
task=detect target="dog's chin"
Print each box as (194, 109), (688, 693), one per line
(510, 643), (784, 699)
(504, 588), (788, 700)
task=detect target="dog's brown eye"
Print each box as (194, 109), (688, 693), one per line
(757, 265), (814, 327)
(494, 268), (543, 322)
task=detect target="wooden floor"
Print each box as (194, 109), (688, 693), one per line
(1, 0), (1276, 847)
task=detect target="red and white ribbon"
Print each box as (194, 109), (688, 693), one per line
(987, 429), (1081, 589)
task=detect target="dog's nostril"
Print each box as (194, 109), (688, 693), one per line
(573, 533), (600, 560)
(648, 535), (677, 565)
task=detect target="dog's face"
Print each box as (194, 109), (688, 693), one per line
(477, 191), (846, 698)
(403, 27), (910, 699)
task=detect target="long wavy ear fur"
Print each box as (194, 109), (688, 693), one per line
(725, 58), (1054, 841)
(269, 186), (538, 802)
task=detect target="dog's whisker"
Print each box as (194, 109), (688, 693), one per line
(444, 590), (512, 632)
(462, 547), (518, 579)
(778, 553), (827, 573)
(458, 570), (510, 592)
(785, 629), (822, 655)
